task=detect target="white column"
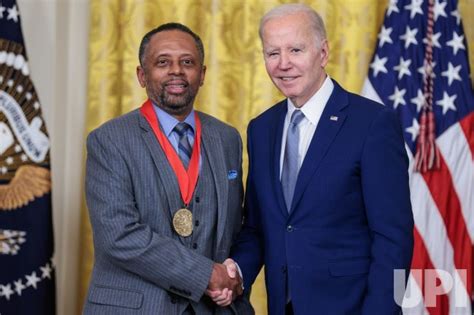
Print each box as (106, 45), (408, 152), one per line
(19, 0), (89, 314)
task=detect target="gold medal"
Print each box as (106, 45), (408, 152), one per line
(173, 208), (193, 237)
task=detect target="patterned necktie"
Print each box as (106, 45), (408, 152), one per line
(173, 122), (192, 169)
(281, 110), (305, 212)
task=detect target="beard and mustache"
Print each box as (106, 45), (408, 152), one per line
(146, 78), (198, 117)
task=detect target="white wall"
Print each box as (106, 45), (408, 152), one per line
(19, 0), (89, 314)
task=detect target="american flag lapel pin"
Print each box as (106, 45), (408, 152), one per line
(330, 115), (338, 121)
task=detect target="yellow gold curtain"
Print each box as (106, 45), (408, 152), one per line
(78, 1), (474, 313)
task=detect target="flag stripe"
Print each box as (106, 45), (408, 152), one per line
(409, 227), (449, 315)
(407, 152), (452, 315)
(407, 146), (471, 314)
(459, 112), (474, 159)
(421, 151), (473, 295)
(437, 117), (474, 243)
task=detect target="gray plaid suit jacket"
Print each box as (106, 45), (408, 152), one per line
(83, 108), (253, 315)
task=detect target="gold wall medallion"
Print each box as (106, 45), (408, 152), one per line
(173, 208), (193, 237)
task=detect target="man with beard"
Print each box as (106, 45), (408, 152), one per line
(83, 23), (253, 315)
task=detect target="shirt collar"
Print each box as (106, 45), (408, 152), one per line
(287, 76), (334, 124)
(152, 102), (196, 136)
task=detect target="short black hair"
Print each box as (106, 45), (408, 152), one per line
(138, 22), (205, 67)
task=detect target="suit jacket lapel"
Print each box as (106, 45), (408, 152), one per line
(198, 113), (229, 251)
(271, 101), (291, 217)
(290, 81), (348, 212)
(139, 113), (181, 221)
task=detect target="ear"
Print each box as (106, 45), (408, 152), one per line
(199, 65), (207, 86)
(137, 65), (146, 88)
(320, 40), (329, 68)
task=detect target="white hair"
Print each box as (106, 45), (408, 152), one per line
(259, 3), (327, 47)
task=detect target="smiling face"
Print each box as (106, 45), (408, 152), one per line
(137, 30), (206, 120)
(261, 12), (329, 107)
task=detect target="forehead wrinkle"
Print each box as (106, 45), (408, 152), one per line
(263, 41), (306, 52)
(146, 31), (200, 55)
(153, 52), (195, 58)
(262, 13), (318, 48)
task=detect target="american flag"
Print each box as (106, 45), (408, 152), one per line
(0, 0), (55, 313)
(362, 0), (474, 314)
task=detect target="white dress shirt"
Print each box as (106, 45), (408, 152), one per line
(279, 76), (334, 178)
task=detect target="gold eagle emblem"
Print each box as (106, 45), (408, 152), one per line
(0, 165), (51, 210)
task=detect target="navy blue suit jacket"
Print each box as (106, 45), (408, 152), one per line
(231, 80), (414, 315)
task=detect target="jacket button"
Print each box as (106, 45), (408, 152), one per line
(287, 225), (293, 232)
(171, 297), (178, 304)
(192, 243), (198, 249)
(195, 220), (200, 227)
(195, 196), (200, 203)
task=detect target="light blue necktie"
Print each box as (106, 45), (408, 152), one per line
(281, 110), (305, 212)
(174, 122), (192, 169)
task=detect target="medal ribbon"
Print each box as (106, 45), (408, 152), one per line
(140, 99), (201, 206)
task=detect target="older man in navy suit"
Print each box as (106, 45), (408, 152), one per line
(211, 4), (414, 315)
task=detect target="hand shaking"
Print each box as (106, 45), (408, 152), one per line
(206, 258), (243, 306)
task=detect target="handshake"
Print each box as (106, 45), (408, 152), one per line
(206, 258), (243, 306)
